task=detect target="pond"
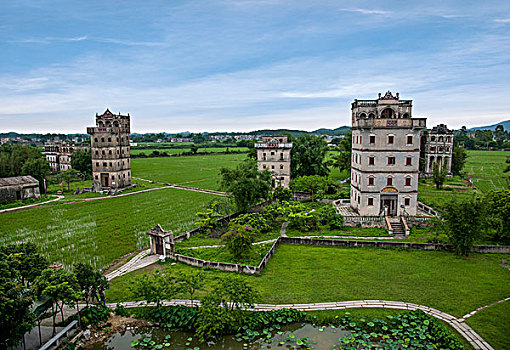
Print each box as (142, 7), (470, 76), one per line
(86, 323), (351, 350)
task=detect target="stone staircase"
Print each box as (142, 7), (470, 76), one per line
(389, 218), (405, 236)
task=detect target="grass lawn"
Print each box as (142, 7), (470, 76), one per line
(466, 300), (510, 350)
(108, 245), (510, 319)
(131, 153), (246, 190)
(418, 177), (478, 209)
(465, 150), (509, 194)
(0, 188), (221, 268)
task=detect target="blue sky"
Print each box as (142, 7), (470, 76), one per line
(1, 1), (509, 133)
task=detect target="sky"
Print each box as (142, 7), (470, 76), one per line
(1, 1), (510, 134)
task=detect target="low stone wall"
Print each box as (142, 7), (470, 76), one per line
(174, 254), (259, 274)
(279, 237), (510, 254)
(172, 236), (510, 275)
(343, 215), (385, 228)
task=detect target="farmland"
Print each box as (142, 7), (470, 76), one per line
(0, 188), (220, 268)
(131, 153), (246, 190)
(464, 150), (509, 193)
(130, 146), (249, 155)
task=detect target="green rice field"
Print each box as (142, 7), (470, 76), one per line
(130, 147), (249, 155)
(131, 153), (246, 190)
(0, 188), (220, 268)
(464, 150), (509, 193)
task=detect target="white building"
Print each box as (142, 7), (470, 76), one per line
(350, 91), (426, 216)
(254, 136), (293, 188)
(421, 124), (454, 175)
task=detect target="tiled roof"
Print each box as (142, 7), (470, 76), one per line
(0, 175), (39, 186)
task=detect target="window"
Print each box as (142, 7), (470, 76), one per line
(111, 175), (115, 180)
(388, 135), (394, 144)
(95, 175), (98, 180)
(357, 195), (360, 204)
(370, 135), (375, 144)
(360, 136), (362, 144)
(95, 150), (98, 155)
(387, 177), (393, 186)
(94, 138), (98, 142)
(271, 165), (275, 169)
(369, 156), (375, 165)
(96, 162), (99, 167)
(431, 136), (436, 141)
(108, 137), (111, 142)
(405, 177), (411, 186)
(280, 164), (284, 169)
(101, 138), (105, 142)
(109, 150), (112, 155)
(368, 198), (374, 206)
(404, 198), (410, 206)
(388, 157), (395, 165)
(103, 162), (107, 167)
(263, 164), (267, 169)
(109, 162), (112, 167)
(430, 146), (436, 152)
(368, 177), (374, 186)
(407, 135), (413, 144)
(280, 153), (284, 160)
(406, 157), (412, 166)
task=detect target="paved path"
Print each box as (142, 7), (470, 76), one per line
(461, 296), (510, 321)
(103, 299), (494, 350)
(0, 195), (63, 214)
(105, 249), (158, 281)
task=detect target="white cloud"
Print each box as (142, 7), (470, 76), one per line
(494, 17), (510, 23)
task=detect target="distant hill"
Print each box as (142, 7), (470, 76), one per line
(248, 125), (351, 137)
(467, 120), (510, 131)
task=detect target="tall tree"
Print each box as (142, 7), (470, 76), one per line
(219, 160), (272, 212)
(1, 242), (48, 287)
(451, 146), (468, 176)
(34, 269), (82, 334)
(70, 148), (92, 176)
(432, 161), (447, 189)
(132, 270), (178, 308)
(291, 134), (330, 177)
(21, 158), (50, 193)
(442, 197), (485, 256)
(330, 132), (352, 176)
(485, 190), (510, 244)
(0, 256), (35, 348)
(60, 168), (80, 191)
(74, 263), (109, 307)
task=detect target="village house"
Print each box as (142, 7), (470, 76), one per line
(0, 176), (40, 203)
(255, 135), (293, 188)
(87, 109), (132, 192)
(350, 91), (426, 216)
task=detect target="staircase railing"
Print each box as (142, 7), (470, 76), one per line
(400, 216), (410, 236)
(385, 216), (393, 235)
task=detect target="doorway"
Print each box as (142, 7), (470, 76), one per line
(100, 173), (109, 188)
(380, 194), (398, 216)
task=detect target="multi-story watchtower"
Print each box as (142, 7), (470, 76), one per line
(87, 109), (131, 191)
(254, 136), (293, 188)
(350, 91), (426, 216)
(421, 124), (454, 176)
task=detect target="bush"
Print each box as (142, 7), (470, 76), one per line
(315, 205), (343, 229)
(113, 303), (130, 317)
(78, 306), (110, 326)
(272, 186), (293, 202)
(288, 211), (318, 232)
(221, 223), (256, 258)
(230, 213), (271, 234)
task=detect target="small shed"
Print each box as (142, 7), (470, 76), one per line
(0, 175), (40, 203)
(146, 224), (174, 257)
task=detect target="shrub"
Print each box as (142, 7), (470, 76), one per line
(288, 211), (318, 232)
(315, 205), (343, 229)
(230, 213), (271, 234)
(272, 186), (293, 202)
(221, 223), (256, 258)
(78, 306), (110, 326)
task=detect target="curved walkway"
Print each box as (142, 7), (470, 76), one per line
(0, 195), (63, 214)
(104, 299), (494, 350)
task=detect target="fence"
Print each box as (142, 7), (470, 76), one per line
(39, 320), (78, 350)
(417, 201), (439, 217)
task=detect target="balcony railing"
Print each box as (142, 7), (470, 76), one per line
(254, 143), (293, 148)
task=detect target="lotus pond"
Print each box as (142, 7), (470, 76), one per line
(86, 310), (466, 350)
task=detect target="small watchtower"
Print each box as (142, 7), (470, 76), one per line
(146, 224), (174, 257)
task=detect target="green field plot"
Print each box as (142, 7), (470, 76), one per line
(466, 300), (510, 350)
(108, 245), (510, 319)
(464, 150), (509, 193)
(131, 153), (246, 190)
(418, 179), (477, 208)
(130, 147), (249, 156)
(0, 188), (219, 268)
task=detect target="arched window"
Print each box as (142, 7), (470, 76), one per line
(381, 108), (395, 118)
(439, 136), (444, 142)
(368, 113), (376, 118)
(359, 113), (367, 118)
(431, 136), (436, 141)
(402, 113), (410, 118)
